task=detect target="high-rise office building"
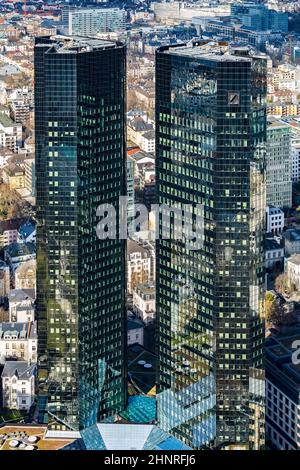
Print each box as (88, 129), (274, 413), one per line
(266, 117), (292, 209)
(35, 36), (127, 430)
(231, 2), (288, 33)
(156, 41), (266, 449)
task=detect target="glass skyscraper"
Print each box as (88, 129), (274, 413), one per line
(156, 41), (266, 449)
(35, 36), (127, 430)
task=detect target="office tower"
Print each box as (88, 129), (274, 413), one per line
(67, 8), (126, 36)
(268, 10), (288, 33)
(266, 117), (292, 209)
(230, 2), (288, 33)
(35, 36), (127, 430)
(61, 6), (77, 25)
(156, 42), (267, 449)
(127, 155), (135, 222)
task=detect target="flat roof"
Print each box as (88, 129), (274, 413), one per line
(0, 426), (76, 451)
(36, 35), (121, 54)
(266, 330), (300, 388)
(55, 35), (116, 51)
(267, 116), (291, 130)
(161, 42), (264, 62)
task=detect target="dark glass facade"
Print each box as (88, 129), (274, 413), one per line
(156, 42), (266, 449)
(35, 36), (127, 430)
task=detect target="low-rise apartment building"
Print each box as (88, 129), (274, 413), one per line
(1, 361), (36, 411)
(0, 321), (37, 364)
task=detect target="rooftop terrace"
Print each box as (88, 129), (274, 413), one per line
(36, 35), (122, 55)
(0, 426), (75, 451)
(161, 41), (265, 62)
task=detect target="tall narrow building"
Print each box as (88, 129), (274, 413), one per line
(266, 117), (292, 209)
(35, 36), (127, 430)
(156, 42), (266, 449)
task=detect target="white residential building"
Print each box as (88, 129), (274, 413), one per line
(133, 283), (155, 325)
(127, 240), (155, 295)
(0, 130), (17, 152)
(17, 220), (36, 244)
(285, 254), (300, 290)
(0, 218), (27, 248)
(1, 361), (36, 411)
(127, 116), (155, 153)
(137, 130), (155, 153)
(265, 238), (284, 269)
(0, 321), (37, 364)
(14, 259), (36, 292)
(4, 242), (36, 269)
(8, 289), (35, 322)
(0, 113), (22, 149)
(0, 148), (14, 168)
(266, 206), (285, 234)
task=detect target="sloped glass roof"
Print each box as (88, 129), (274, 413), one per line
(120, 395), (156, 423)
(80, 423), (191, 450)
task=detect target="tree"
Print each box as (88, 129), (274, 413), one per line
(265, 291), (276, 323)
(269, 303), (295, 327)
(275, 273), (293, 295)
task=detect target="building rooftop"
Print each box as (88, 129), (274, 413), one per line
(3, 163), (24, 177)
(287, 254), (300, 266)
(119, 395), (156, 424)
(18, 220), (36, 240)
(267, 116), (291, 130)
(1, 361), (36, 380)
(80, 422), (191, 451)
(265, 238), (283, 251)
(36, 35), (122, 55)
(8, 288), (35, 303)
(134, 283), (155, 296)
(284, 228), (300, 242)
(128, 344), (156, 394)
(128, 116), (153, 133)
(0, 321), (36, 340)
(132, 150), (155, 163)
(143, 130), (155, 140)
(0, 217), (28, 234)
(0, 113), (15, 128)
(0, 426), (76, 451)
(266, 328), (300, 390)
(5, 242), (35, 259)
(160, 41), (265, 62)
(127, 239), (152, 257)
(128, 317), (144, 331)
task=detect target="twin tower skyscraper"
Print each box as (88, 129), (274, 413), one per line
(35, 36), (266, 449)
